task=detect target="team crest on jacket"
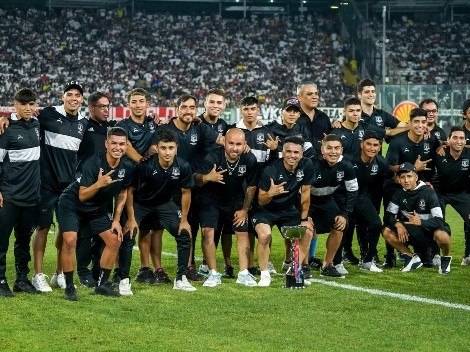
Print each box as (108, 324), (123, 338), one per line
(148, 121), (155, 132)
(171, 167), (180, 179)
(419, 199), (426, 210)
(423, 143), (430, 153)
(336, 171), (344, 181)
(217, 125), (224, 134)
(256, 133), (265, 143)
(375, 116), (383, 126)
(462, 159), (469, 170)
(296, 169), (304, 181)
(238, 165), (246, 175)
(358, 129), (364, 138)
(78, 122), (84, 135)
(118, 169), (125, 179)
(190, 134), (198, 145)
(371, 164), (378, 174)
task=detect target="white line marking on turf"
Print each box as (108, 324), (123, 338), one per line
(310, 278), (470, 311)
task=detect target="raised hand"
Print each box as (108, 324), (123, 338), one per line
(97, 168), (117, 188)
(268, 178), (289, 197)
(264, 134), (279, 151)
(205, 164), (227, 184)
(414, 155), (432, 171)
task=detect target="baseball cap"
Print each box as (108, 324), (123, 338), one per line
(64, 81), (84, 95)
(397, 162), (417, 174)
(462, 98), (470, 114)
(282, 97), (301, 111)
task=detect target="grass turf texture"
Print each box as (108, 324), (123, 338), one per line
(0, 205), (469, 352)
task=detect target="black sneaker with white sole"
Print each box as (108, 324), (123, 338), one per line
(222, 265), (235, 279)
(95, 281), (121, 297)
(135, 267), (156, 284)
(342, 250), (360, 265)
(154, 268), (172, 284)
(320, 265), (345, 278)
(401, 253), (423, 272)
(13, 279), (40, 294)
(439, 256), (452, 275)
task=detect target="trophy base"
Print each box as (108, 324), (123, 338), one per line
(283, 274), (306, 289)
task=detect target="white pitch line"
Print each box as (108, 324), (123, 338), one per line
(309, 278), (470, 311)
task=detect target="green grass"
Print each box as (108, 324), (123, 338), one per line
(0, 205), (469, 352)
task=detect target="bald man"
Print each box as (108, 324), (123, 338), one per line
(195, 128), (260, 287)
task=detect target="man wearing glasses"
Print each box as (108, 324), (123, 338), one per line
(419, 98), (447, 142)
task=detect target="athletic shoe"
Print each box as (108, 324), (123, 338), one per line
(173, 275), (197, 291)
(186, 266), (204, 282)
(401, 253), (423, 272)
(95, 281), (121, 297)
(0, 279), (14, 297)
(359, 261), (383, 273)
(432, 254), (441, 269)
(112, 269), (121, 284)
(439, 256), (452, 275)
(203, 272), (222, 287)
(119, 278), (133, 296)
(461, 255), (470, 266)
(397, 252), (407, 263)
(302, 265), (312, 279)
(281, 261), (292, 272)
(320, 265), (345, 278)
(134, 267), (156, 284)
(308, 257), (323, 269)
(198, 264), (209, 276)
(13, 279), (40, 294)
(248, 267), (261, 276)
(257, 272), (271, 287)
(342, 250), (359, 265)
(64, 284), (78, 301)
(267, 261), (277, 275)
(236, 272), (257, 287)
(221, 265), (235, 279)
(79, 275), (97, 288)
(32, 273), (52, 292)
(50, 272), (66, 289)
(334, 263), (349, 275)
(154, 268), (172, 284)
(382, 254), (396, 269)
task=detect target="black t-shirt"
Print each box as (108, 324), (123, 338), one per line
(198, 148), (259, 205)
(132, 155), (194, 206)
(61, 152), (133, 214)
(235, 120), (277, 168)
(361, 108), (399, 129)
(297, 108), (331, 154)
(331, 121), (386, 156)
(429, 125), (447, 142)
(117, 116), (157, 156)
(434, 147), (470, 194)
(258, 157), (314, 212)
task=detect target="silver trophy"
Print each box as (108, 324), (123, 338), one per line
(281, 226), (307, 289)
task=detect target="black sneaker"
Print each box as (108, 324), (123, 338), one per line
(221, 265), (235, 279)
(13, 279), (40, 294)
(186, 266), (204, 282)
(320, 265), (345, 278)
(308, 257), (323, 269)
(134, 267), (156, 284)
(302, 265), (312, 279)
(401, 253), (423, 272)
(153, 268), (172, 284)
(439, 256), (452, 275)
(95, 281), (121, 297)
(248, 267), (261, 276)
(112, 270), (122, 284)
(0, 279), (14, 298)
(79, 275), (97, 288)
(64, 284), (78, 301)
(382, 254), (396, 269)
(342, 250), (360, 265)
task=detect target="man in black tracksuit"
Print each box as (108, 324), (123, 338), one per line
(382, 162), (452, 275)
(0, 88), (41, 297)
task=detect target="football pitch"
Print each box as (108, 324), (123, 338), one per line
(0, 205), (469, 352)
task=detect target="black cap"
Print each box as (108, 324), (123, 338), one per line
(462, 99), (470, 114)
(64, 81), (84, 95)
(397, 162), (417, 174)
(282, 97), (301, 111)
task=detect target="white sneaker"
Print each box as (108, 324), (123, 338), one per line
(173, 275), (197, 291)
(50, 272), (66, 289)
(461, 255), (470, 266)
(32, 273), (52, 292)
(119, 278), (133, 296)
(236, 272), (257, 287)
(303, 279), (312, 286)
(267, 261), (277, 275)
(334, 263), (349, 275)
(359, 261), (383, 273)
(203, 272), (222, 287)
(432, 254), (441, 269)
(257, 272), (271, 287)
(198, 264), (209, 276)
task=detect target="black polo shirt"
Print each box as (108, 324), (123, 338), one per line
(117, 115), (157, 156)
(429, 125), (447, 142)
(433, 147), (470, 194)
(265, 120), (314, 159)
(331, 121), (385, 156)
(361, 107), (399, 129)
(297, 108), (331, 154)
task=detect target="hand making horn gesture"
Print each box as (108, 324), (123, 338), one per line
(97, 168), (117, 188)
(268, 178), (289, 197)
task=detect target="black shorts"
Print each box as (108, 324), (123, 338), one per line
(309, 197), (344, 234)
(251, 205), (300, 229)
(386, 223), (451, 251)
(37, 188), (60, 228)
(134, 201), (181, 236)
(57, 198), (112, 236)
(199, 199), (247, 233)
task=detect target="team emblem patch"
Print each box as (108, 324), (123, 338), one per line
(171, 167), (180, 179)
(190, 134), (198, 144)
(371, 164), (378, 174)
(375, 116), (383, 126)
(419, 199), (426, 210)
(462, 159), (469, 169)
(238, 165), (246, 175)
(336, 171), (344, 181)
(358, 129), (364, 138)
(256, 133), (265, 143)
(78, 122), (84, 135)
(217, 125), (224, 134)
(423, 143), (430, 153)
(118, 169), (125, 179)
(148, 121), (155, 132)
(296, 169), (304, 181)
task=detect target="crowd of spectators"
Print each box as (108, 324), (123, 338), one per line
(0, 7), (349, 108)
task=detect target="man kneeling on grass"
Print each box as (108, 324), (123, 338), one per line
(58, 127), (133, 300)
(382, 162), (452, 274)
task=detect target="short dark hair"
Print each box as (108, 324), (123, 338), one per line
(362, 130), (381, 142)
(322, 134), (343, 145)
(409, 108), (427, 121)
(206, 88), (225, 99)
(448, 126), (465, 138)
(107, 126), (127, 139)
(14, 88), (37, 104)
(176, 94), (197, 108)
(88, 92), (109, 105)
(418, 98), (439, 110)
(462, 98), (470, 114)
(155, 129), (177, 145)
(284, 136), (304, 147)
(357, 79), (375, 93)
(127, 88), (150, 103)
(344, 97), (361, 108)
(240, 96), (259, 107)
